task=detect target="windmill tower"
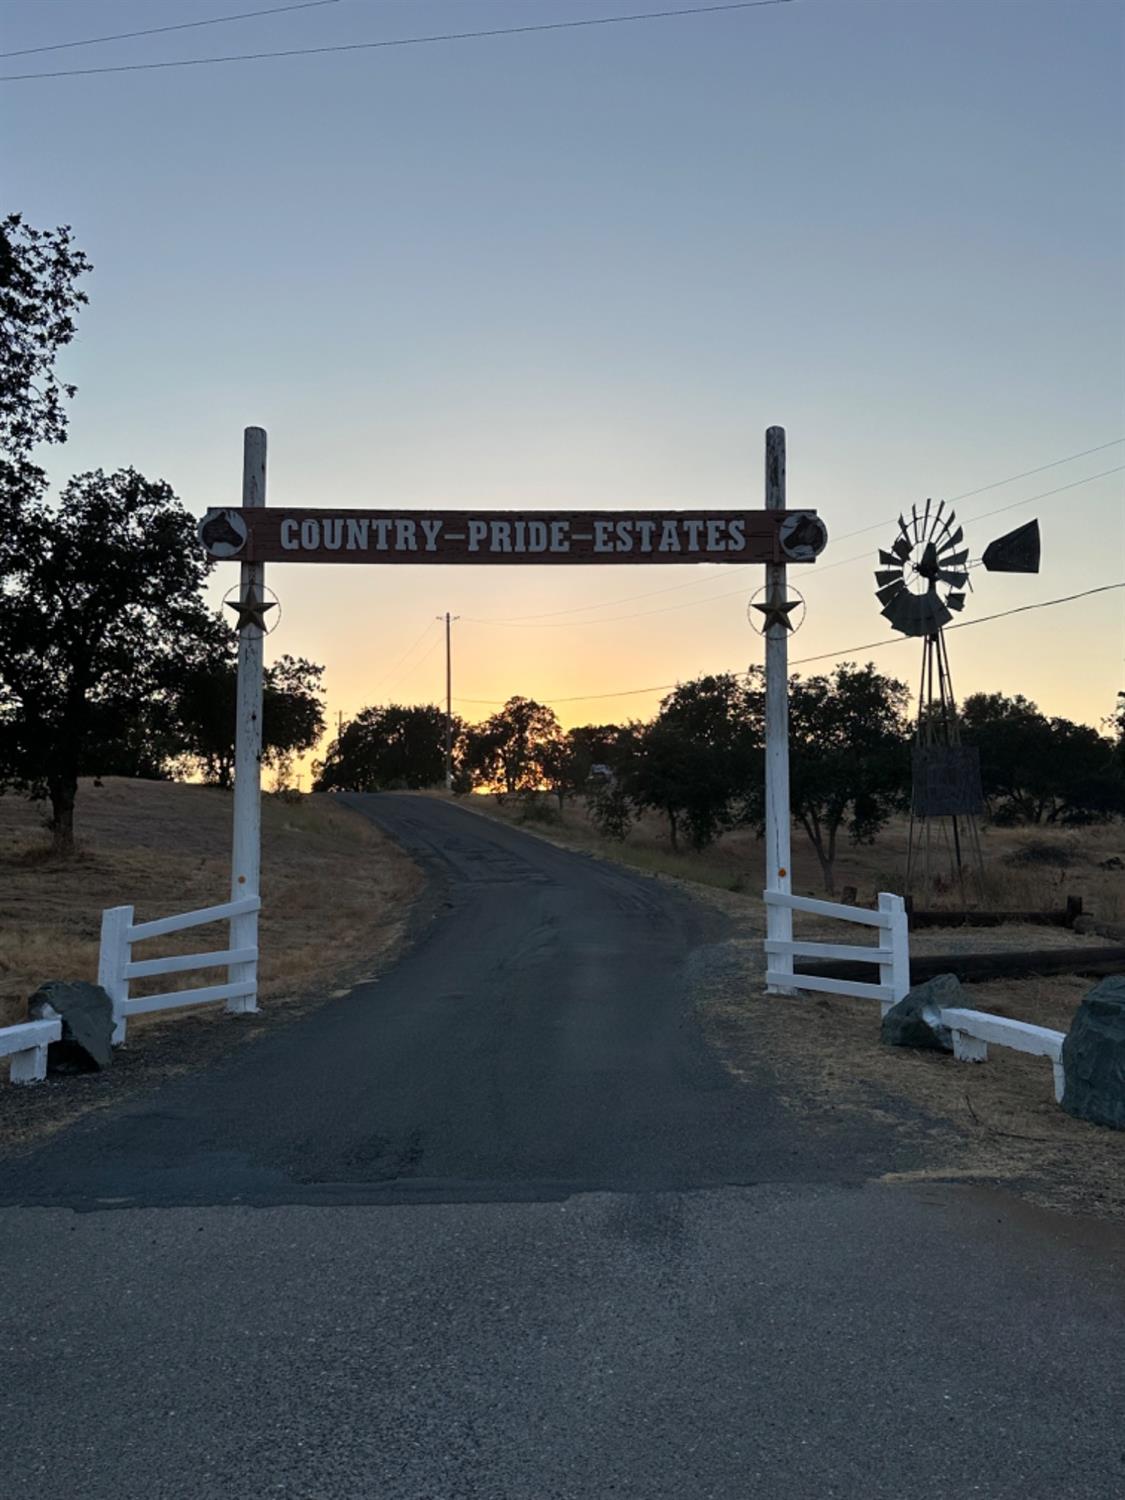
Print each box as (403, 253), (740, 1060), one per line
(875, 506), (1041, 901)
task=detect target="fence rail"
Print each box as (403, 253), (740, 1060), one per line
(937, 1005), (1066, 1102)
(100, 897), (261, 1044)
(764, 890), (910, 1014)
(0, 1016), (63, 1084)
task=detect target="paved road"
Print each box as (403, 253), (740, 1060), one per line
(2, 795), (1123, 1498)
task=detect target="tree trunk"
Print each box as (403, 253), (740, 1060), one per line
(799, 813), (834, 895)
(49, 776), (78, 857)
(668, 809), (679, 852)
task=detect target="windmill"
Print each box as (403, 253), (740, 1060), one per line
(874, 505), (1040, 900)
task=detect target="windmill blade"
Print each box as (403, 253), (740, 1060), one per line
(875, 569), (904, 588)
(908, 593), (952, 634)
(936, 569), (969, 588)
(892, 534), (912, 560)
(911, 502), (920, 543)
(982, 518), (1041, 574)
(921, 496), (932, 539)
(937, 548), (969, 569)
(931, 509), (958, 549)
(946, 593), (966, 612)
(876, 580), (908, 607)
(878, 549), (902, 567)
(937, 528), (964, 555)
(882, 589), (951, 637)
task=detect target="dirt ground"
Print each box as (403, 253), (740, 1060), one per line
(463, 791), (1125, 1219)
(0, 780), (422, 1134)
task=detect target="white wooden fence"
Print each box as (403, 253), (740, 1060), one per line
(763, 890), (910, 1014)
(99, 895), (261, 1045)
(761, 890), (1067, 1103)
(938, 1006), (1066, 1102)
(1, 1016), (63, 1084)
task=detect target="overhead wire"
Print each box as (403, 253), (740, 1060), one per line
(463, 439), (1125, 625)
(451, 580), (1125, 707)
(1, 1), (795, 83)
(365, 617), (439, 699)
(0, 1), (347, 59)
(461, 461), (1125, 629)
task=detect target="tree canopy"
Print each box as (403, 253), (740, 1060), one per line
(750, 662), (911, 893)
(0, 213), (91, 455)
(0, 466), (214, 850)
(962, 691), (1124, 825)
(315, 704), (453, 792)
(460, 697), (563, 798)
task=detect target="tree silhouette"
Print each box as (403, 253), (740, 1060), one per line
(0, 467), (213, 851)
(315, 704), (452, 792)
(744, 662), (910, 893)
(0, 213), (91, 455)
(461, 697), (562, 798)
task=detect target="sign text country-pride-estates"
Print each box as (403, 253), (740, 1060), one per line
(198, 509), (827, 565)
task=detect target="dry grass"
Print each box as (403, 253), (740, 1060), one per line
(0, 779), (422, 1033)
(464, 792), (1125, 921)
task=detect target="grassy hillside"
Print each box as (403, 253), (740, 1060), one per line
(0, 779), (421, 1032)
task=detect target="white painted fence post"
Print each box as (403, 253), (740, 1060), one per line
(228, 426), (266, 1015)
(8, 1021), (55, 1083)
(878, 892), (910, 1017)
(98, 904), (134, 1044)
(764, 426), (794, 995)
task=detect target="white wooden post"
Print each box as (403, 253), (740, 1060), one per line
(7, 1019), (58, 1083)
(228, 426), (266, 1015)
(764, 426), (794, 994)
(878, 892), (910, 1017)
(98, 904), (134, 1044)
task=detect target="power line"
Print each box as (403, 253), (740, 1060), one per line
(465, 439), (1125, 626)
(828, 437), (1125, 547)
(452, 580), (1125, 707)
(789, 581), (1125, 668)
(0, 1), (346, 59)
(462, 462), (1125, 630)
(366, 617), (438, 698)
(1, 1), (794, 82)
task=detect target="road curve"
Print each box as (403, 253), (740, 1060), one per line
(1, 794), (1123, 1499)
(0, 791), (885, 1209)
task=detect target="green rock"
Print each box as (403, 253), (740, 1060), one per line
(27, 980), (115, 1071)
(1061, 977), (1125, 1130)
(880, 973), (965, 1052)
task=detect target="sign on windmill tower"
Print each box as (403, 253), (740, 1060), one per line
(874, 505), (1041, 899)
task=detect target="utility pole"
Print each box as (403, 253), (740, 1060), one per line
(438, 612), (459, 792)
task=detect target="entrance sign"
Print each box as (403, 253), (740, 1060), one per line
(199, 506), (827, 566)
(213, 425), (814, 1016)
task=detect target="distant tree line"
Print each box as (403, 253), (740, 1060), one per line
(315, 672), (1125, 895)
(0, 214), (325, 851)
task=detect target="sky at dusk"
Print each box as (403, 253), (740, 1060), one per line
(3, 0), (1123, 753)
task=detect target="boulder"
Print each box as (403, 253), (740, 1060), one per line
(1061, 977), (1125, 1130)
(27, 980), (115, 1072)
(880, 972), (966, 1052)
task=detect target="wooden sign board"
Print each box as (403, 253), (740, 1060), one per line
(199, 507), (827, 566)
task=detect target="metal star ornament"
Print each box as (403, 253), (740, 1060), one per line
(751, 587), (802, 634)
(225, 583), (278, 634)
